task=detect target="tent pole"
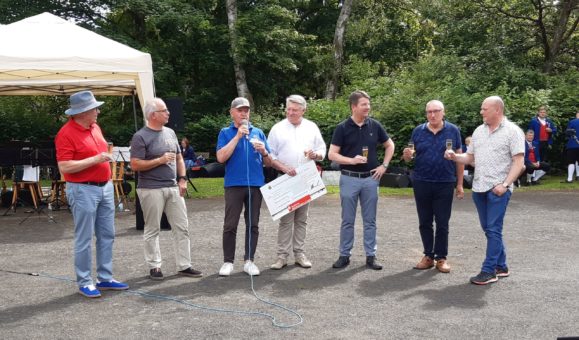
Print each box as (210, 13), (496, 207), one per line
(132, 92), (138, 132)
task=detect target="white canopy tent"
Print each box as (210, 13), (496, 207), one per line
(0, 12), (155, 118)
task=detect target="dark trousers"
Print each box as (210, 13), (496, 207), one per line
(524, 161), (551, 174)
(539, 141), (550, 162)
(223, 186), (262, 263)
(412, 180), (455, 260)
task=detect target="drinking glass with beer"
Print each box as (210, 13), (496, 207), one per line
(445, 139), (453, 151)
(408, 141), (415, 159)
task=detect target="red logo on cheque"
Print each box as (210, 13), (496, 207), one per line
(288, 195), (311, 212)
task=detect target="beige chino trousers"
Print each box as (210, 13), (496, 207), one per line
(277, 203), (310, 259)
(137, 187), (191, 271)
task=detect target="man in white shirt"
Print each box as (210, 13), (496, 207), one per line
(267, 95), (326, 269)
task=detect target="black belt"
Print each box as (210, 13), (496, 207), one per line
(341, 170), (373, 178)
(72, 181), (109, 187)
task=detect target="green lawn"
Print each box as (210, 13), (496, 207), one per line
(185, 174), (578, 199)
(4, 175), (577, 202)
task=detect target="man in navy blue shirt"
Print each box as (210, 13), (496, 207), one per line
(402, 100), (464, 273)
(328, 90), (395, 270)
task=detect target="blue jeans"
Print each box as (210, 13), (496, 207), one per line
(66, 182), (115, 287)
(412, 180), (455, 260)
(339, 175), (379, 257)
(472, 190), (512, 273)
(184, 159), (195, 169)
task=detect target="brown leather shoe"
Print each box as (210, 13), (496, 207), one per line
(414, 256), (434, 270)
(436, 259), (451, 273)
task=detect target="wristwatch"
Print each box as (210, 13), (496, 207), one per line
(177, 175), (188, 181)
(501, 182), (509, 188)
(381, 163), (388, 170)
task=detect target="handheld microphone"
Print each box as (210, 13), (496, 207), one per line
(240, 119), (249, 140)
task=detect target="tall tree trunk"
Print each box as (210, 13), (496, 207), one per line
(325, 0), (354, 100)
(542, 0), (578, 74)
(226, 0), (254, 106)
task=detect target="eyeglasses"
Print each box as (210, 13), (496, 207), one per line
(425, 109), (443, 115)
(155, 109), (170, 113)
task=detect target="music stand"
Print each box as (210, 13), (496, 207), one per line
(112, 147), (131, 210)
(5, 147), (57, 224)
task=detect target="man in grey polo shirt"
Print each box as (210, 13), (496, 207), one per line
(130, 97), (202, 281)
(445, 96), (524, 285)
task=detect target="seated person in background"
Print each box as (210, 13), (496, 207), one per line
(181, 137), (197, 169)
(520, 130), (550, 185)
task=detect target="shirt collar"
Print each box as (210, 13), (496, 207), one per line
(485, 117), (507, 133)
(347, 117), (368, 127)
(423, 121), (446, 131)
(70, 118), (94, 131)
(230, 121), (252, 128)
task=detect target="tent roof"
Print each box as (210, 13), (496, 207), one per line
(0, 12), (154, 109)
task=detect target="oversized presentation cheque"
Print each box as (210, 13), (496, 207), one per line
(260, 161), (327, 221)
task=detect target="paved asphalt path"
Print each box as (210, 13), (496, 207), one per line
(1, 190), (578, 339)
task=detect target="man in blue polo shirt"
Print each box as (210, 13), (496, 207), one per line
(216, 97), (272, 277)
(402, 100), (464, 273)
(328, 90), (395, 270)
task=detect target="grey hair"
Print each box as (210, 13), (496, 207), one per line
(144, 98), (166, 120)
(286, 94), (307, 110)
(425, 100), (445, 111)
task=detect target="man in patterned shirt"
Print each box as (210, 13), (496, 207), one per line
(445, 96), (524, 285)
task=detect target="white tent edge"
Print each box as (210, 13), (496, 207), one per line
(0, 12), (155, 119)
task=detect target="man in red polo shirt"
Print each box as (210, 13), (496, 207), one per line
(55, 90), (128, 298)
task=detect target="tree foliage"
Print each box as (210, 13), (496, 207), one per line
(0, 0), (576, 169)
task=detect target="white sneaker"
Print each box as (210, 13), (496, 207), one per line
(243, 261), (260, 276)
(219, 262), (234, 276)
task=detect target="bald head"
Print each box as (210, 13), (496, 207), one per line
(480, 96), (505, 127)
(483, 96), (504, 114)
